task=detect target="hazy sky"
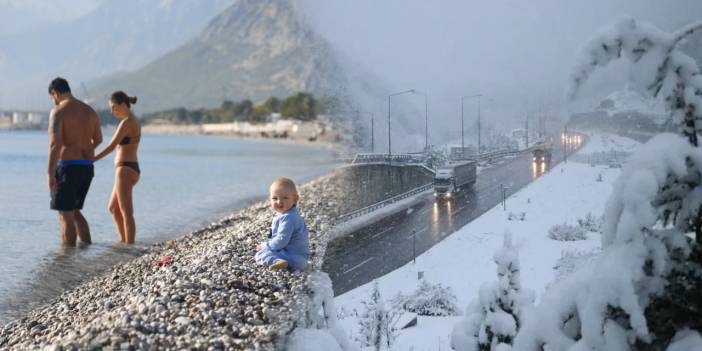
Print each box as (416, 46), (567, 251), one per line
(3, 0), (701, 150)
(0, 0), (98, 21)
(300, 0), (702, 146)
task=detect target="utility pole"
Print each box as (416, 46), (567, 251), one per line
(388, 89), (415, 160)
(388, 96), (392, 158)
(563, 125), (568, 163)
(370, 113), (374, 153)
(461, 94), (481, 157)
(461, 99), (465, 151)
(424, 94), (428, 151)
(477, 98), (481, 154)
(525, 115), (529, 149)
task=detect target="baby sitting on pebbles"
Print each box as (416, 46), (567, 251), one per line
(255, 177), (309, 270)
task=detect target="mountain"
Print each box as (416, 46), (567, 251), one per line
(0, 0), (234, 109)
(87, 0), (345, 112)
(89, 0), (427, 151)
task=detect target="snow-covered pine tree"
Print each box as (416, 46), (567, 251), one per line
(356, 281), (397, 351)
(514, 17), (702, 350)
(450, 233), (534, 351)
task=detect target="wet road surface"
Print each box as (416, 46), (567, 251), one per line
(324, 137), (580, 296)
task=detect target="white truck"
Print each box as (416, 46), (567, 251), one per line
(433, 161), (477, 199)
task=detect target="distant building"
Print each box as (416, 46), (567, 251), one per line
(0, 114), (11, 128)
(28, 112), (48, 125)
(5, 110), (48, 128)
(12, 112), (28, 125)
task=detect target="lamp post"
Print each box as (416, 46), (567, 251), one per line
(388, 89), (415, 158)
(525, 114), (529, 149)
(370, 113), (374, 153)
(352, 108), (374, 152)
(411, 90), (429, 151)
(461, 94), (482, 157)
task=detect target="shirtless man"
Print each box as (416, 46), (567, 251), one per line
(47, 77), (103, 246)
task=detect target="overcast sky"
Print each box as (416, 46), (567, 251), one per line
(0, 0), (97, 21)
(300, 0), (702, 146)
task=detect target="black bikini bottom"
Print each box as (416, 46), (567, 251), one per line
(116, 161), (140, 175)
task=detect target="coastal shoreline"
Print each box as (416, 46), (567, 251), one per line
(141, 123), (345, 150)
(0, 171), (346, 350)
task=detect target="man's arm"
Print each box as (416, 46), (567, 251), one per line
(47, 109), (62, 191)
(91, 110), (103, 148)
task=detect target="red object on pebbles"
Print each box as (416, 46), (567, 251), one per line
(158, 255), (173, 267)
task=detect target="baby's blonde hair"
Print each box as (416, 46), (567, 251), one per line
(270, 177), (298, 196)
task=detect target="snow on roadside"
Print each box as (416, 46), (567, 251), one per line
(332, 133), (641, 350)
(578, 132), (641, 154)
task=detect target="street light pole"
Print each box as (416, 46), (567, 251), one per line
(478, 98), (481, 153)
(370, 113), (374, 153)
(411, 90), (429, 151)
(525, 115), (529, 149)
(563, 125), (568, 164)
(388, 89), (415, 158)
(461, 94), (482, 158)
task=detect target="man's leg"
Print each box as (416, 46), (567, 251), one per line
(74, 210), (91, 244)
(58, 211), (77, 246)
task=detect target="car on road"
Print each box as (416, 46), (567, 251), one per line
(532, 141), (552, 163)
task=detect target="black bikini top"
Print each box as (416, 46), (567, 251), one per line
(119, 134), (141, 145)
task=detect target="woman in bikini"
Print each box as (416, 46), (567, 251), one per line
(94, 91), (141, 244)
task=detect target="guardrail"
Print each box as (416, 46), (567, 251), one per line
(336, 182), (434, 223)
(348, 153), (427, 164)
(340, 149), (530, 165)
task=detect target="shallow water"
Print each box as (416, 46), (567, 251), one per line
(0, 130), (338, 323)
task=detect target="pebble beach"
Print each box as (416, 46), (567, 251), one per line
(0, 172), (346, 350)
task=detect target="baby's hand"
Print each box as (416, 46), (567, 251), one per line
(256, 242), (264, 251)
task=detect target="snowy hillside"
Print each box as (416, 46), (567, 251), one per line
(598, 88), (666, 119)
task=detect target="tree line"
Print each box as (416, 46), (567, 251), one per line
(132, 92), (333, 125)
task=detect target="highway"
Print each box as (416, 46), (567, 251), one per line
(324, 137), (580, 296)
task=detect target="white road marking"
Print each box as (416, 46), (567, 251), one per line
(343, 257), (375, 275)
(407, 225), (429, 238)
(371, 227), (394, 239)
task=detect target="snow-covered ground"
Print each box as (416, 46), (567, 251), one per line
(578, 132), (642, 154)
(332, 133), (642, 351)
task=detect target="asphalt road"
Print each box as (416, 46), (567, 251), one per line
(324, 137), (579, 296)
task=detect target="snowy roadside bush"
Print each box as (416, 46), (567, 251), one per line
(551, 249), (600, 283)
(507, 212), (526, 221)
(547, 223), (587, 241)
(515, 17), (702, 350)
(392, 279), (459, 317)
(576, 212), (602, 233)
(451, 233), (534, 351)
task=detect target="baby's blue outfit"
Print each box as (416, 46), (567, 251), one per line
(255, 204), (309, 270)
